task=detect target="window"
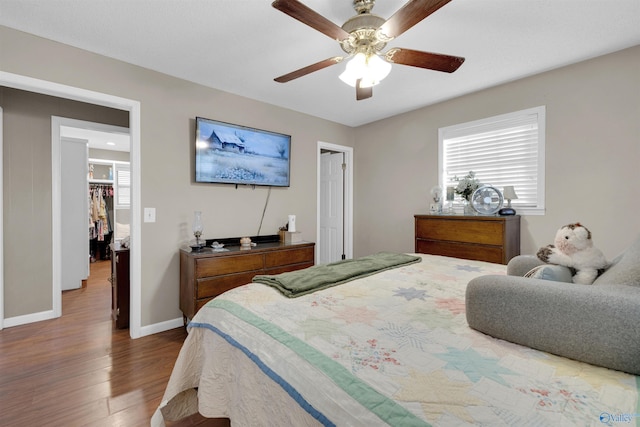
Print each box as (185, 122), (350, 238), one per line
(438, 106), (545, 215)
(115, 163), (130, 209)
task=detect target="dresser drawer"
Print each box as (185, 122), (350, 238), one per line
(197, 271), (257, 299)
(196, 297), (213, 313)
(264, 246), (315, 268)
(416, 218), (504, 245)
(195, 253), (264, 278)
(265, 261), (314, 275)
(416, 240), (504, 264)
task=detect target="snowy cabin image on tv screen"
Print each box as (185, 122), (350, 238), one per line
(195, 117), (291, 187)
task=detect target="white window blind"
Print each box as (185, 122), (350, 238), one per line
(115, 164), (130, 208)
(439, 106), (545, 215)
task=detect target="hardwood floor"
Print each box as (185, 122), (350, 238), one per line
(0, 260), (228, 427)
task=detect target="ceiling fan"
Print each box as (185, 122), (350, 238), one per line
(272, 0), (465, 101)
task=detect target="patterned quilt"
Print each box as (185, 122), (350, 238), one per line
(154, 254), (639, 427)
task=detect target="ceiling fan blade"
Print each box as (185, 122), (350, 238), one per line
(274, 57), (343, 83)
(378, 0), (452, 40)
(272, 0), (351, 41)
(385, 48), (464, 73)
(356, 79), (373, 101)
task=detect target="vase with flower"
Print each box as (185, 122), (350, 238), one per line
(453, 171), (481, 215)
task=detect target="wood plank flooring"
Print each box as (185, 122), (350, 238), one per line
(0, 260), (228, 427)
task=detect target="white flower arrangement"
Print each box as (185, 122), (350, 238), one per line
(453, 171), (481, 201)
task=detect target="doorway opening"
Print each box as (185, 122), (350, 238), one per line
(0, 71), (142, 337)
(54, 118), (131, 328)
(317, 142), (353, 264)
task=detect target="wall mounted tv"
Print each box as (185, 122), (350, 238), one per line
(195, 117), (291, 187)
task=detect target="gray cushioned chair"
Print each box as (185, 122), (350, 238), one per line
(466, 235), (640, 375)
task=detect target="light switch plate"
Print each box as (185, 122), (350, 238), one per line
(144, 207), (156, 223)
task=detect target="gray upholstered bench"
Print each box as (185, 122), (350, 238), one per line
(466, 235), (640, 375)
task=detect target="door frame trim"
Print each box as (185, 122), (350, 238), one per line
(53, 117), (130, 303)
(0, 71), (143, 338)
(316, 141), (353, 263)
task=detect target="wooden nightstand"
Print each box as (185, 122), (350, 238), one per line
(414, 214), (520, 264)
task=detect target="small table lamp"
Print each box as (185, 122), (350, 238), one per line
(193, 211), (204, 250)
(499, 186), (518, 215)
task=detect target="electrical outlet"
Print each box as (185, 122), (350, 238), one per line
(144, 207), (156, 223)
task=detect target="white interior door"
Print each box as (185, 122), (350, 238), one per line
(319, 151), (344, 264)
(61, 137), (89, 290)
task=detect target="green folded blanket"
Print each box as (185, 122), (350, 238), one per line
(252, 252), (422, 298)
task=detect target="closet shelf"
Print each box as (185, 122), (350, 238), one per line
(89, 179), (113, 184)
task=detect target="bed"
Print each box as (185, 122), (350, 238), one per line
(153, 254), (639, 426)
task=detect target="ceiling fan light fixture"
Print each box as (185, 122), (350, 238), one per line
(339, 52), (391, 88)
(272, 0), (465, 101)
(339, 52), (366, 86)
(368, 53), (392, 81)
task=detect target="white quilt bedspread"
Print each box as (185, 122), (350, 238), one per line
(153, 254), (639, 426)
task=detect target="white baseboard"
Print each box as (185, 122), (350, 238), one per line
(3, 311), (183, 338)
(3, 310), (57, 328)
(138, 317), (184, 337)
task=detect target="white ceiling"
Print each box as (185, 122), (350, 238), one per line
(1, 0), (639, 127)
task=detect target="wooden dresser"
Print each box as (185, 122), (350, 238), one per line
(180, 240), (315, 321)
(111, 247), (130, 329)
(414, 215), (520, 264)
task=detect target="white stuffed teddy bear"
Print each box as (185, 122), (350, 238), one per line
(536, 223), (608, 285)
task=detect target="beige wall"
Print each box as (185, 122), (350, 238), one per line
(1, 26), (355, 324)
(89, 148), (130, 163)
(353, 45), (640, 259)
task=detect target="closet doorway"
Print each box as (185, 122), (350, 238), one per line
(317, 142), (353, 264)
(55, 118), (130, 314)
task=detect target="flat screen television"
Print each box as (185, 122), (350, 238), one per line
(195, 117), (291, 187)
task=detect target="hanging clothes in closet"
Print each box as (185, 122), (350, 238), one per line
(89, 184), (113, 261)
